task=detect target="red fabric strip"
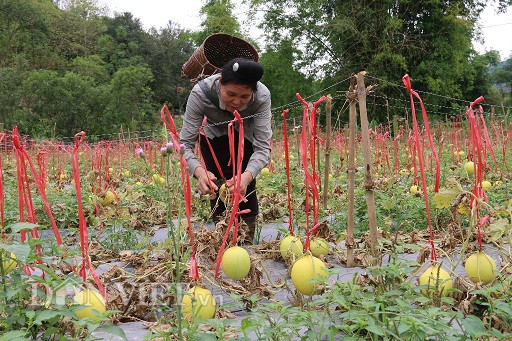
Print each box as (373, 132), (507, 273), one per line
(12, 127), (63, 245)
(402, 75), (436, 261)
(160, 105), (199, 281)
(214, 111), (248, 278)
(0, 133), (5, 238)
(297, 93), (311, 231)
(199, 117), (225, 179)
(72, 132), (106, 298)
(281, 109), (294, 236)
(479, 107), (498, 170)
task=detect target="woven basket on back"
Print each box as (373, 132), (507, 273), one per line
(182, 33), (259, 81)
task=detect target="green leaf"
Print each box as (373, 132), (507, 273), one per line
(6, 287), (21, 300)
(432, 186), (461, 209)
(194, 334), (217, 341)
(485, 218), (509, 243)
(462, 315), (485, 335)
(241, 316), (254, 333)
(0, 330), (29, 341)
(7, 222), (39, 234)
(414, 296), (431, 304)
(365, 322), (385, 336)
(0, 242), (31, 263)
(496, 301), (512, 316)
(397, 323), (411, 335)
(34, 310), (62, 325)
(42, 326), (60, 339)
(99, 325), (128, 340)
(25, 310), (35, 321)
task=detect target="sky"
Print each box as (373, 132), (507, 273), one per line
(98, 0), (512, 61)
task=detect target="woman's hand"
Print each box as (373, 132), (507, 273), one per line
(239, 171), (253, 197)
(194, 167), (218, 195)
(225, 171), (253, 197)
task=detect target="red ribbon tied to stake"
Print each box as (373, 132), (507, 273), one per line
(402, 75), (438, 261)
(72, 132), (105, 297)
(160, 105), (199, 281)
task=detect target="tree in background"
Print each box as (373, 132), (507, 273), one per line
(193, 0), (241, 45)
(20, 69), (105, 137)
(98, 12), (148, 72)
(69, 54), (110, 84)
(0, 0), (197, 137)
(466, 51), (502, 104)
(1, 0), (510, 138)
(492, 58), (512, 107)
(259, 39), (315, 115)
(49, 0), (107, 61)
(0, 68), (26, 129)
(0, 0), (53, 69)
(250, 0), (512, 122)
(144, 23), (196, 114)
(105, 65), (154, 133)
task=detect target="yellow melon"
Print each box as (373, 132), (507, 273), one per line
(463, 161), (475, 175)
(464, 252), (497, 285)
(291, 254), (328, 295)
(310, 238), (329, 257)
(1, 253), (17, 275)
(279, 235), (303, 260)
(481, 180), (492, 191)
(418, 265), (452, 297)
(73, 289), (106, 322)
(181, 286), (216, 320)
(221, 246), (251, 280)
(260, 167), (270, 176)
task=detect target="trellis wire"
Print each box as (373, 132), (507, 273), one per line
(2, 72), (510, 144)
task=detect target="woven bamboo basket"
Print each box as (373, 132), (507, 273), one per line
(182, 33), (259, 81)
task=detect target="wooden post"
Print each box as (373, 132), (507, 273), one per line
(501, 102), (508, 127)
(393, 114), (398, 138)
(295, 118), (300, 162)
(120, 124), (125, 141)
(491, 105), (495, 127)
(355, 71), (378, 260)
(346, 83), (357, 268)
(322, 95), (332, 210)
(386, 97), (390, 128)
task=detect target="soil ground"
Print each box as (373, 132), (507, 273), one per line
(80, 220), (505, 340)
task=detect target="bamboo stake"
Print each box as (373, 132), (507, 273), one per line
(322, 95), (332, 210)
(393, 115), (398, 138)
(120, 124), (124, 141)
(295, 118), (300, 162)
(346, 83), (357, 268)
(386, 97), (390, 127)
(501, 102), (508, 127)
(355, 72), (378, 260)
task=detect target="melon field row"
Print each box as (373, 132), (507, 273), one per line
(1, 101), (512, 339)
